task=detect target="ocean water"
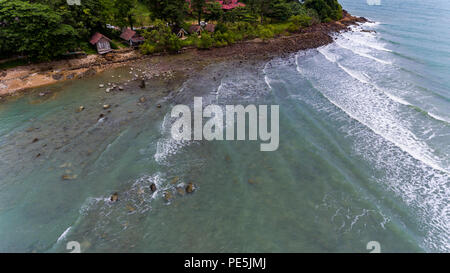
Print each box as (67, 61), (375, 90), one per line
(0, 0), (449, 252)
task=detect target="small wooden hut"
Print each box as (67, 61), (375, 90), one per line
(188, 25), (203, 36)
(177, 28), (189, 40)
(89, 32), (112, 54)
(120, 28), (145, 47)
(204, 24), (216, 33)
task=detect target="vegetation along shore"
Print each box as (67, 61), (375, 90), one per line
(0, 0), (367, 98)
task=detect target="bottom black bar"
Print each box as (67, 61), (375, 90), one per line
(0, 253), (443, 272)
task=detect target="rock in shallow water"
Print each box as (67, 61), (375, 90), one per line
(76, 106), (85, 113)
(62, 174), (77, 180)
(164, 191), (173, 202)
(110, 192), (119, 202)
(150, 183), (157, 192)
(139, 80), (146, 89)
(186, 182), (195, 194)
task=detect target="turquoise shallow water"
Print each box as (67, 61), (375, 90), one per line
(0, 0), (449, 252)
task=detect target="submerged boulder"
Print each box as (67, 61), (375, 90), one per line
(62, 174), (77, 180)
(248, 178), (256, 185)
(170, 176), (179, 184)
(126, 204), (136, 213)
(176, 187), (185, 196)
(164, 191), (173, 202)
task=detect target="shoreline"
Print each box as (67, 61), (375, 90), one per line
(0, 11), (367, 100)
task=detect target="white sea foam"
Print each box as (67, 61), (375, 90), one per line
(307, 49), (449, 174)
(318, 47), (338, 63)
(57, 226), (71, 242)
(264, 76), (272, 90)
(154, 112), (193, 164)
(318, 44), (414, 108)
(337, 63), (371, 84)
(428, 112), (450, 123)
(292, 27), (450, 250)
(379, 89), (412, 106)
(341, 32), (392, 53)
(335, 40), (392, 65)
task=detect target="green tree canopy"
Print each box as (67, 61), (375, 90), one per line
(304, 0), (343, 22)
(191, 0), (206, 25)
(114, 0), (137, 29)
(147, 0), (187, 25)
(0, 0), (78, 61)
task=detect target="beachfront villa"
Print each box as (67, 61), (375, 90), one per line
(218, 0), (246, 10)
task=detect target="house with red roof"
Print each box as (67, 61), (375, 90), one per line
(89, 32), (112, 54)
(120, 28), (145, 47)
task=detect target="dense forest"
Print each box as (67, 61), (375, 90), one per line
(0, 0), (343, 61)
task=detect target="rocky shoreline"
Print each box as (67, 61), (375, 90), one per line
(0, 11), (367, 100)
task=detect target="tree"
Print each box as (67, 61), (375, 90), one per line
(304, 0), (343, 22)
(114, 0), (137, 29)
(141, 19), (181, 53)
(243, 0), (274, 23)
(205, 1), (223, 22)
(266, 0), (291, 21)
(32, 0), (113, 38)
(0, 0), (78, 61)
(191, 0), (206, 25)
(147, 0), (187, 25)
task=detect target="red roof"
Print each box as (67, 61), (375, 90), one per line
(89, 32), (111, 45)
(218, 0), (245, 10)
(120, 28), (137, 41)
(185, 0), (245, 10)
